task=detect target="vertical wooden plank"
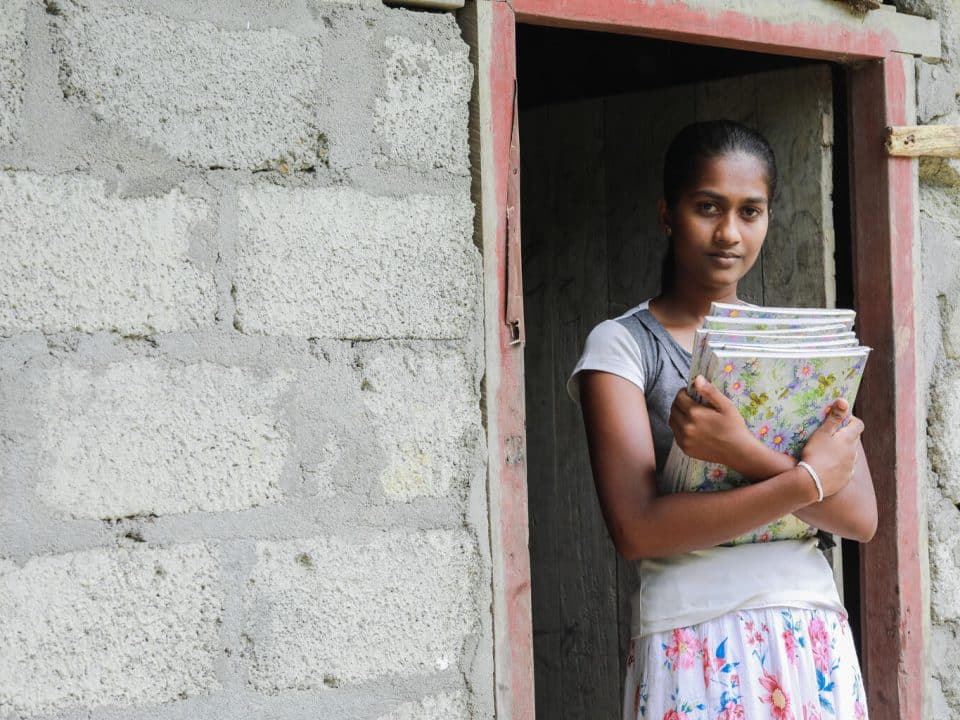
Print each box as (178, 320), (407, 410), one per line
(521, 95), (620, 720)
(519, 102), (562, 720)
(755, 64), (836, 309)
(605, 85), (697, 315)
(553, 96), (621, 720)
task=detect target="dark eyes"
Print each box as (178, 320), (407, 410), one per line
(697, 202), (763, 219)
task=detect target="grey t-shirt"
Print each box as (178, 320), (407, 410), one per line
(567, 299), (692, 494)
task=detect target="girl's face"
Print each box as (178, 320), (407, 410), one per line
(661, 151), (770, 292)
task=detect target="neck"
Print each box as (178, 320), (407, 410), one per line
(660, 275), (742, 321)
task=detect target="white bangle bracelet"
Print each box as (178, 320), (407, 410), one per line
(797, 461), (825, 503)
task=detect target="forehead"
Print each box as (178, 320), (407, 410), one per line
(689, 152), (770, 201)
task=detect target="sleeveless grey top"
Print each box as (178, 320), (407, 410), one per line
(616, 308), (692, 492)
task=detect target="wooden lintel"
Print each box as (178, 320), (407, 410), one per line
(885, 125), (960, 158)
(383, 0), (463, 9)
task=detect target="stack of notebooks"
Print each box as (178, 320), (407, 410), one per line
(662, 302), (871, 545)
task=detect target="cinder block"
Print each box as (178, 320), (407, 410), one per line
(929, 367), (960, 504)
(234, 185), (479, 339)
(0, 0), (28, 147)
(930, 622), (960, 718)
(373, 34), (472, 173)
(916, 62), (958, 125)
(929, 493), (960, 624)
(242, 530), (480, 691)
(53, 1), (329, 169)
(942, 290), (960, 360)
(377, 692), (471, 720)
(358, 344), (481, 501)
(0, 544), (222, 716)
(35, 360), (293, 519)
(920, 156), (960, 188)
(0, 172), (217, 335)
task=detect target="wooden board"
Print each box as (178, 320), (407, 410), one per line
(521, 97), (621, 720)
(754, 64), (836, 309)
(886, 125), (960, 158)
(519, 101), (562, 720)
(604, 84), (695, 317)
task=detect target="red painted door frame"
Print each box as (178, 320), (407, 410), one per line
(481, 3), (926, 719)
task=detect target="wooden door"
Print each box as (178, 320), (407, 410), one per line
(521, 63), (837, 720)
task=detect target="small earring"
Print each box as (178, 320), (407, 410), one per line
(665, 226), (672, 236)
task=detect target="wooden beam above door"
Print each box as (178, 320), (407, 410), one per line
(512, 0), (941, 62)
(886, 125), (960, 158)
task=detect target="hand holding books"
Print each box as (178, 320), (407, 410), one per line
(668, 374), (767, 473)
(663, 302), (871, 545)
(797, 397), (865, 500)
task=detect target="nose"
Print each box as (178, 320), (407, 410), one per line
(713, 210), (741, 247)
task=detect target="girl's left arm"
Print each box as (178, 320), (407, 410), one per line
(747, 434), (876, 542)
(674, 378), (877, 542)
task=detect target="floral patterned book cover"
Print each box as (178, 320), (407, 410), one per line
(665, 307), (869, 546)
(710, 302), (857, 323)
(702, 315), (856, 332)
(688, 328), (856, 389)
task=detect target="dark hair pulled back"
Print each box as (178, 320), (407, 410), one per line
(659, 119), (777, 293)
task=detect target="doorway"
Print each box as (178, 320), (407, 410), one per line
(518, 25), (857, 719)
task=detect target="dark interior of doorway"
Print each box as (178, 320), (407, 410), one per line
(518, 23), (858, 719)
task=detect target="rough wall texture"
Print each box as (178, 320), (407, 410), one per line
(0, 1), (492, 719)
(895, 0), (960, 717)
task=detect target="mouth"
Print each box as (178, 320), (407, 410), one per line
(706, 252), (741, 268)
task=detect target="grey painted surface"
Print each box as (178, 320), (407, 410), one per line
(0, 1), (493, 719)
(521, 62), (834, 719)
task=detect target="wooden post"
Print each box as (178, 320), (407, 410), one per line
(465, 3), (536, 720)
(848, 55), (924, 720)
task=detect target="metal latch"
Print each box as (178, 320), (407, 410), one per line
(505, 79), (524, 347)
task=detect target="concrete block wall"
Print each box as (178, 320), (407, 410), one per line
(0, 1), (492, 719)
(892, 0), (960, 716)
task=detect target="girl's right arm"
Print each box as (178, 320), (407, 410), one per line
(579, 369), (861, 560)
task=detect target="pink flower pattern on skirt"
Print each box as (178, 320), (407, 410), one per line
(664, 628), (701, 671)
(623, 607), (868, 720)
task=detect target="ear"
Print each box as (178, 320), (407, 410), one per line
(657, 198), (671, 234)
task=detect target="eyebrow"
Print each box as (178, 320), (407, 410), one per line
(693, 189), (768, 204)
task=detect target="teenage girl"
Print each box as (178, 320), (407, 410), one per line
(568, 120), (877, 719)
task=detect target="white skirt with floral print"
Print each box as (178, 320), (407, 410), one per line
(623, 606), (868, 720)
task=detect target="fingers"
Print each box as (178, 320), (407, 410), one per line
(818, 398), (851, 434)
(836, 415), (865, 437)
(671, 387), (694, 418)
(667, 409), (687, 448)
(692, 375), (728, 411)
